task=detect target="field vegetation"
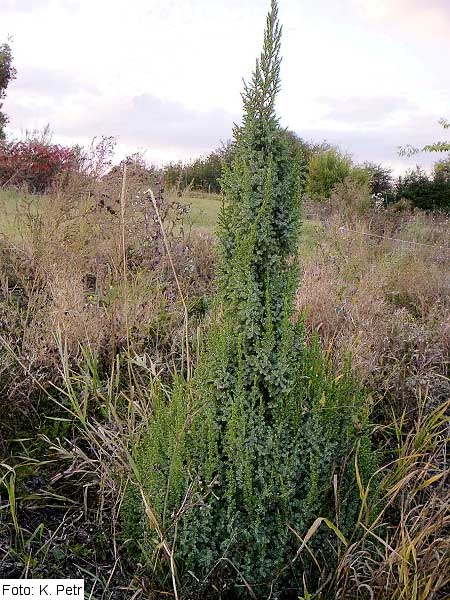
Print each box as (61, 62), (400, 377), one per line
(0, 2), (449, 599)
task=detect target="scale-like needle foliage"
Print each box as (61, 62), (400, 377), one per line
(126, 2), (376, 596)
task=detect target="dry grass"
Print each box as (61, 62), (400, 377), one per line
(1, 175), (449, 598)
(293, 200), (450, 599)
(297, 202), (450, 418)
(330, 398), (450, 600)
(0, 162), (215, 445)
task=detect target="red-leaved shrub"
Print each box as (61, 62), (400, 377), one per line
(0, 139), (75, 192)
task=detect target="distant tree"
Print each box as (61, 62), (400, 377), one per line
(434, 156), (450, 183)
(363, 161), (394, 198)
(284, 129), (332, 163)
(0, 42), (16, 139)
(395, 166), (450, 212)
(164, 141), (234, 193)
(307, 148), (351, 199)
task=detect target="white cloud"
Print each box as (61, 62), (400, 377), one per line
(1, 0), (49, 13)
(1, 0), (448, 170)
(12, 66), (100, 96)
(319, 96), (416, 125)
(354, 0), (450, 39)
(57, 94), (237, 153)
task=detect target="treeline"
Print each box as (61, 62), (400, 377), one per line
(163, 133), (450, 211)
(396, 161), (450, 211)
(1, 40), (449, 211)
(1, 127), (448, 212)
(163, 132), (323, 194)
(164, 142), (233, 193)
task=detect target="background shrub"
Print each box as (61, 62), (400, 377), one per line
(0, 134), (76, 192)
(395, 165), (450, 211)
(307, 148), (352, 199)
(363, 161), (394, 200)
(282, 130), (331, 167)
(434, 156), (450, 182)
(330, 173), (372, 218)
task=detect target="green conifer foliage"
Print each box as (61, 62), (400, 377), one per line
(129, 2), (376, 596)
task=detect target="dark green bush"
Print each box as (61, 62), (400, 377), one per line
(125, 2), (376, 596)
(395, 166), (450, 211)
(164, 142), (233, 193)
(363, 161), (394, 200)
(283, 130), (331, 165)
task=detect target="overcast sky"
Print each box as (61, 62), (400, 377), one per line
(1, 0), (449, 172)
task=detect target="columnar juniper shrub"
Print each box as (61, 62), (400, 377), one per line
(127, 2), (376, 596)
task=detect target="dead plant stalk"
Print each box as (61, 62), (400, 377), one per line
(145, 188), (191, 380)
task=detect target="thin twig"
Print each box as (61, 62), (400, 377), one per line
(140, 490), (179, 600)
(120, 164), (130, 351)
(145, 188), (191, 380)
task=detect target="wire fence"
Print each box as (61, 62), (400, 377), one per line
(338, 226), (450, 252)
(302, 210), (450, 253)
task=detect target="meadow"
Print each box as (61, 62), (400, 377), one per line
(0, 2), (449, 597)
(0, 167), (448, 598)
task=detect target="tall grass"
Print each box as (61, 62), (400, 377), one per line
(297, 201), (450, 419)
(2, 338), (446, 597)
(0, 159), (214, 444)
(0, 145), (448, 597)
